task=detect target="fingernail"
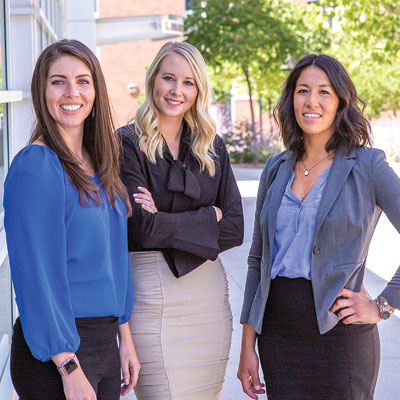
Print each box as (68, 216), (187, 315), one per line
(125, 379), (129, 385)
(134, 198), (139, 202)
(255, 385), (260, 390)
(138, 186), (142, 189)
(133, 193), (138, 197)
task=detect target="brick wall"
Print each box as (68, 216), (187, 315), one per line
(98, 0), (185, 127)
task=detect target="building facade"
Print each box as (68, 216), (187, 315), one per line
(98, 0), (186, 127)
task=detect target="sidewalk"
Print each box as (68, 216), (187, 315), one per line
(220, 165), (400, 400)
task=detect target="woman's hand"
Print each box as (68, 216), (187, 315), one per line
(119, 323), (141, 396)
(237, 323), (265, 399)
(52, 353), (96, 400)
(330, 288), (381, 324)
(133, 187), (157, 213)
(212, 206), (223, 222)
(238, 348), (265, 399)
(62, 368), (97, 400)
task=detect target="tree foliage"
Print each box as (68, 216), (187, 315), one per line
(186, 0), (331, 132)
(187, 0), (400, 121)
(323, 0), (400, 59)
(321, 0), (400, 117)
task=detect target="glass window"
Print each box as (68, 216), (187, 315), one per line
(0, 0), (11, 377)
(0, 31), (3, 91)
(0, 0), (6, 228)
(0, 107), (5, 229)
(0, 257), (12, 351)
(0, 0), (3, 91)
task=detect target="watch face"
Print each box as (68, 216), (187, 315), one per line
(382, 311), (391, 320)
(64, 359), (78, 375)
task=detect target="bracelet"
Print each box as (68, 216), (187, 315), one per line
(375, 295), (394, 320)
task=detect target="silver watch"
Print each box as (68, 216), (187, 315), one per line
(57, 355), (79, 376)
(375, 295), (394, 320)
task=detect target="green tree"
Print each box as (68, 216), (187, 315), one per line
(323, 0), (400, 59)
(321, 0), (400, 117)
(186, 0), (331, 133)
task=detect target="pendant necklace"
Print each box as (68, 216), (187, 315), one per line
(74, 151), (88, 167)
(300, 153), (332, 177)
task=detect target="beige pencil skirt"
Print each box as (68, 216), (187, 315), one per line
(129, 251), (233, 400)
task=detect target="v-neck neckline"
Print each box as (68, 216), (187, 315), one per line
(163, 123), (190, 163)
(288, 167), (331, 203)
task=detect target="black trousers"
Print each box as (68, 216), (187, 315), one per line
(258, 277), (380, 400)
(11, 316), (121, 400)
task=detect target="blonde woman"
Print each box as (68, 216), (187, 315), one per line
(119, 41), (244, 399)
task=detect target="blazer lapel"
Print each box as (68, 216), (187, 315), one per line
(267, 151), (297, 254)
(314, 146), (356, 237)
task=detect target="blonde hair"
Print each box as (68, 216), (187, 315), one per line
(134, 41), (217, 176)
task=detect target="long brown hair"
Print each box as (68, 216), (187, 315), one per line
(30, 39), (131, 214)
(274, 54), (372, 157)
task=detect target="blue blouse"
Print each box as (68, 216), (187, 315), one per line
(271, 168), (330, 280)
(4, 145), (133, 361)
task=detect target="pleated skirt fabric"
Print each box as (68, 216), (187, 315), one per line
(129, 251), (233, 400)
(258, 277), (380, 400)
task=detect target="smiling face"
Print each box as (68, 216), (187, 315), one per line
(294, 65), (339, 141)
(45, 55), (95, 136)
(152, 52), (198, 125)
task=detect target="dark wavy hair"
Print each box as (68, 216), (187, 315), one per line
(274, 54), (372, 157)
(30, 39), (131, 214)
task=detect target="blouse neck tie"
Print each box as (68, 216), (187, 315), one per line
(167, 159), (201, 200)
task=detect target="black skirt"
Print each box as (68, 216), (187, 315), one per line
(258, 277), (380, 400)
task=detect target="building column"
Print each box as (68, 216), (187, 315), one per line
(65, 0), (96, 52)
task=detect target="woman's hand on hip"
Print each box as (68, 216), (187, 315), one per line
(119, 322), (141, 396)
(133, 187), (158, 213)
(330, 288), (381, 324)
(62, 367), (97, 400)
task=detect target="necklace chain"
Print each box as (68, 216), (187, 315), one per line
(295, 162), (311, 200)
(300, 153), (332, 177)
(73, 151), (88, 167)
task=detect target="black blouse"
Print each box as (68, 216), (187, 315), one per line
(119, 124), (244, 277)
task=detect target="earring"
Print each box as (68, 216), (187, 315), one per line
(91, 106), (95, 118)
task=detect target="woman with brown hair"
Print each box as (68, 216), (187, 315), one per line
(119, 41), (244, 399)
(4, 39), (140, 400)
(238, 54), (400, 400)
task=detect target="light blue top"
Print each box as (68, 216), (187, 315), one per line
(271, 168), (330, 280)
(4, 145), (133, 361)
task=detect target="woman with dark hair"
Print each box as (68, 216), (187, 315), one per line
(4, 39), (140, 399)
(237, 54), (400, 400)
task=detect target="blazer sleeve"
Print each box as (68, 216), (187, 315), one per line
(4, 146), (80, 361)
(371, 149), (400, 309)
(240, 160), (270, 323)
(120, 132), (220, 260)
(214, 136), (244, 252)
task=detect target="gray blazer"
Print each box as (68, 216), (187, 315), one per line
(240, 146), (400, 334)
